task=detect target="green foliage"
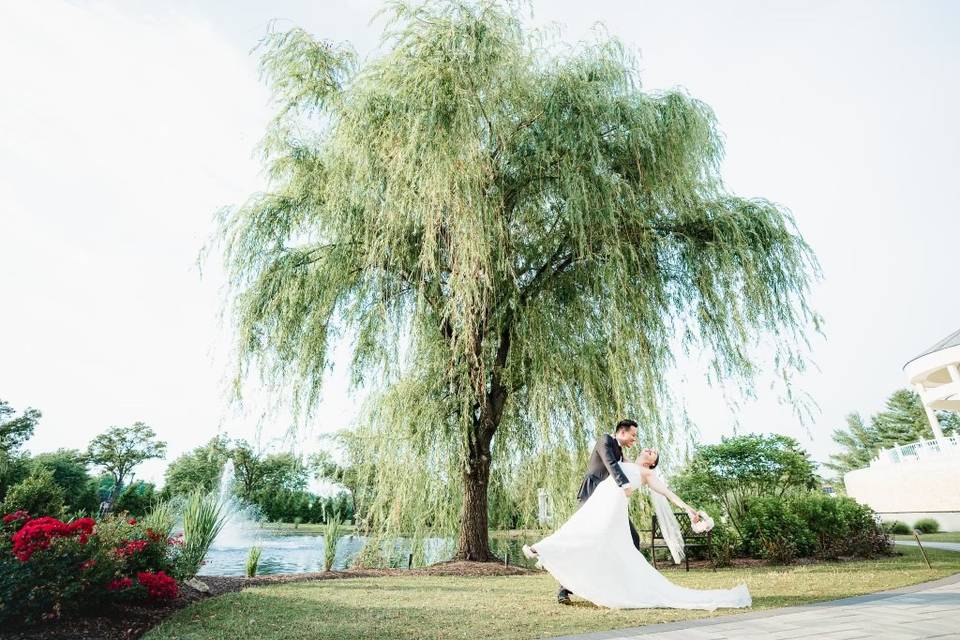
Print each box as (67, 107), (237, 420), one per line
(671, 433), (817, 538)
(827, 389), (960, 478)
(178, 491), (228, 580)
(0, 399), (41, 504)
(142, 499), (177, 540)
(740, 493), (890, 563)
(1, 468), (64, 517)
(29, 449), (99, 514)
(914, 518), (940, 534)
(0, 452), (29, 505)
(215, 1), (819, 556)
(113, 481), (158, 518)
(739, 495), (814, 562)
(707, 518), (736, 568)
(162, 435), (230, 498)
(246, 545), (263, 577)
(85, 422), (167, 499)
(887, 521), (911, 535)
(0, 399), (40, 454)
(323, 516), (343, 572)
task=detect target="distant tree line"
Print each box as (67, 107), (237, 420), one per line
(0, 397), (353, 524)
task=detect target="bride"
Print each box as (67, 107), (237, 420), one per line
(523, 447), (751, 610)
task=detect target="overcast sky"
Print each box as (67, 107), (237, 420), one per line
(1, 0), (958, 486)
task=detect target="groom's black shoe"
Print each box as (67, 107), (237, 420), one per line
(557, 588), (572, 605)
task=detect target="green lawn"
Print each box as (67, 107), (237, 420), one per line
(895, 532), (960, 543)
(145, 547), (960, 640)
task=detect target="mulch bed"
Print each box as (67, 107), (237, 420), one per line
(0, 562), (533, 640)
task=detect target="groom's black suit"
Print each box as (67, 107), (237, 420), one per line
(577, 433), (632, 503)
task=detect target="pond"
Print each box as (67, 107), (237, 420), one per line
(200, 530), (540, 576)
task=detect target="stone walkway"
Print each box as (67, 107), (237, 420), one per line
(550, 572), (960, 640)
(896, 540), (960, 553)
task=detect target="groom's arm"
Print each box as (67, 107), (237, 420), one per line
(600, 436), (632, 489)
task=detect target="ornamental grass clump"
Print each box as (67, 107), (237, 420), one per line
(323, 516), (343, 572)
(246, 545), (263, 577)
(179, 490), (229, 580)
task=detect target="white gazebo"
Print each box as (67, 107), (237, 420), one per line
(903, 327), (960, 438)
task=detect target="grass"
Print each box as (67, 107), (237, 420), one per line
(145, 546), (960, 640)
(895, 532), (960, 543)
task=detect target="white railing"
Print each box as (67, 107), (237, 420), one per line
(871, 436), (960, 466)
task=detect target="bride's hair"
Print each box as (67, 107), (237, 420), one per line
(649, 452), (659, 469)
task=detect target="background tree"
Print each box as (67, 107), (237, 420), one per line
(309, 446), (365, 520)
(85, 422), (166, 501)
(162, 435), (231, 498)
(217, 2), (818, 560)
(230, 440), (267, 502)
(113, 480), (158, 518)
(872, 388), (958, 444)
(0, 399), (40, 501)
(0, 467), (64, 516)
(29, 449), (99, 514)
(0, 399), (39, 453)
(827, 389), (958, 478)
(671, 433), (817, 537)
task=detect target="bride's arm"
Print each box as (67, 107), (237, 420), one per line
(642, 470), (700, 522)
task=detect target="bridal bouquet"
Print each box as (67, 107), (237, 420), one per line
(690, 511), (714, 534)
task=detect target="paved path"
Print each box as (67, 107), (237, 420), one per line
(550, 572), (960, 640)
(896, 540), (960, 552)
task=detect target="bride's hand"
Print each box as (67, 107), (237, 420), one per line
(687, 508), (700, 523)
(623, 486), (635, 498)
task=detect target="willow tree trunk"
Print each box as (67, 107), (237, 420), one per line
(456, 432), (495, 561)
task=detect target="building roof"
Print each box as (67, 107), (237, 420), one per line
(911, 327), (960, 362)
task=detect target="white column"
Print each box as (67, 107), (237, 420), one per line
(915, 382), (945, 439)
(948, 364), (960, 383)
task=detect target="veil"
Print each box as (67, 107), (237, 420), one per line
(650, 489), (685, 564)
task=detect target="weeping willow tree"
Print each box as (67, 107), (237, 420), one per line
(217, 0), (820, 561)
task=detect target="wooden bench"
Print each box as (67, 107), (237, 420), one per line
(636, 511), (713, 572)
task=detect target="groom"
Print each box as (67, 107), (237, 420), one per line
(557, 418), (643, 605)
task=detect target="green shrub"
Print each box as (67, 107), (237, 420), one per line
(704, 509), (737, 568)
(1, 468), (64, 517)
(740, 496), (815, 562)
(914, 518), (940, 534)
(739, 493), (891, 563)
(834, 498), (890, 558)
(886, 520), (911, 535)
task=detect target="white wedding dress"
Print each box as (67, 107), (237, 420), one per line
(531, 462), (751, 610)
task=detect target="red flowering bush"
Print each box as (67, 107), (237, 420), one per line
(0, 511), (183, 625)
(11, 516), (94, 560)
(114, 539), (149, 558)
(137, 571), (178, 600)
(2, 510), (29, 524)
(107, 576), (133, 591)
